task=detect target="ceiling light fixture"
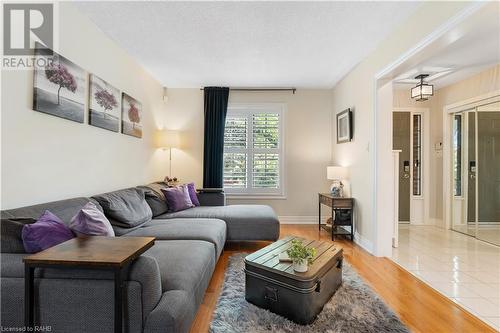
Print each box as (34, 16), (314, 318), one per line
(411, 74), (433, 101)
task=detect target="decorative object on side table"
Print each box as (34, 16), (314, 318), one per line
(336, 108), (353, 143)
(164, 176), (179, 186)
(327, 166), (350, 197)
(286, 239), (317, 272)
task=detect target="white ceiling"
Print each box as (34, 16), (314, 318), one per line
(393, 3), (500, 90)
(74, 1), (421, 88)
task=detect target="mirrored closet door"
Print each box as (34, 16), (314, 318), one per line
(451, 101), (500, 246)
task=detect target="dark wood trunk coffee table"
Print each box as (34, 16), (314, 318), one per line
(23, 236), (155, 333)
(245, 236), (343, 324)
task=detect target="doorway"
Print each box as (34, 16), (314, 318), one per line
(449, 100), (500, 246)
(393, 108), (429, 225)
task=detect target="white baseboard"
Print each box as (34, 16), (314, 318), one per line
(278, 215), (330, 224)
(354, 231), (373, 254)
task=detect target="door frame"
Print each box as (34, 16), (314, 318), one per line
(393, 107), (430, 225)
(443, 91), (500, 231)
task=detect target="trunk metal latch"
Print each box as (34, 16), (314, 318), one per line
(264, 286), (278, 302)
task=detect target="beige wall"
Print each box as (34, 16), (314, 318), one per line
(331, 2), (475, 249)
(164, 89), (333, 219)
(1, 3), (165, 209)
(394, 64), (500, 227)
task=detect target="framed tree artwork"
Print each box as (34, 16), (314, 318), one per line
(33, 43), (86, 123)
(336, 108), (353, 143)
(89, 74), (120, 132)
(121, 93), (143, 138)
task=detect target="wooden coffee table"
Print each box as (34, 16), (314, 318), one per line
(23, 236), (155, 333)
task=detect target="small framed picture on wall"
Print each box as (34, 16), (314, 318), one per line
(336, 108), (353, 143)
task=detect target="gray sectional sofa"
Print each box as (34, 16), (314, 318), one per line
(0, 183), (280, 333)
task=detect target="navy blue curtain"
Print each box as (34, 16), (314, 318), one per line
(203, 87), (230, 188)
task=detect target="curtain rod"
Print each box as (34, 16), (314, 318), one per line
(200, 87), (296, 94)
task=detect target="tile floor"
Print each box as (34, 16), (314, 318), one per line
(453, 224), (500, 247)
(391, 225), (500, 331)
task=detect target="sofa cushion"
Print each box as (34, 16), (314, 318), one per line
(1, 217), (36, 253)
(93, 188), (152, 228)
(124, 218), (226, 258)
(1, 197), (103, 225)
(155, 205), (280, 241)
(137, 184), (169, 217)
(143, 240), (216, 306)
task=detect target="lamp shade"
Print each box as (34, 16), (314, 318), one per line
(155, 129), (180, 149)
(327, 166), (349, 180)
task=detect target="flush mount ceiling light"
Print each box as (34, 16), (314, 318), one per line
(411, 74), (434, 101)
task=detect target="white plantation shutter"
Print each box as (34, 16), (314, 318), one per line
(253, 153), (279, 188)
(223, 116), (248, 188)
(223, 104), (284, 196)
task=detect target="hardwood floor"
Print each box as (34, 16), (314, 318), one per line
(189, 225), (496, 333)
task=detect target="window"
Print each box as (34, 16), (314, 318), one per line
(223, 104), (285, 196)
(412, 114), (422, 196)
(453, 114), (462, 196)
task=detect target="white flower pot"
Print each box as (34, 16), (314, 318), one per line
(292, 261), (308, 273)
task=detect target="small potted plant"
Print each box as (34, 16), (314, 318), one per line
(286, 239), (317, 272)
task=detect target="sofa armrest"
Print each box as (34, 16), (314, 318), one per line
(197, 189), (226, 206)
(144, 289), (195, 333)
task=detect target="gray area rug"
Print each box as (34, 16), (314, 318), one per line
(210, 254), (409, 333)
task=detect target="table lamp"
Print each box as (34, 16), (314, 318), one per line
(327, 166), (349, 198)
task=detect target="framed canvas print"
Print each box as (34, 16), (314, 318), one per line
(33, 43), (86, 123)
(336, 108), (352, 143)
(121, 93), (143, 138)
(89, 74), (120, 132)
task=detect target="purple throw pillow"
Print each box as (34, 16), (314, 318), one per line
(186, 183), (200, 206)
(22, 210), (75, 253)
(161, 185), (194, 212)
(69, 202), (115, 237)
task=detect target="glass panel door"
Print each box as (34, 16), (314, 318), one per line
(476, 101), (500, 246)
(451, 110), (476, 237)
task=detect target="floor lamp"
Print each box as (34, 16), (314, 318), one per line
(156, 129), (180, 177)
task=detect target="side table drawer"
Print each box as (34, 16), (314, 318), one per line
(320, 195), (332, 206)
(333, 199), (352, 209)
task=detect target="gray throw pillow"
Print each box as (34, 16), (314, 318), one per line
(1, 217), (36, 253)
(92, 188), (152, 228)
(137, 184), (169, 217)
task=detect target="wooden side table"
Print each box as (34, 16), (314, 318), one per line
(318, 193), (354, 241)
(23, 236), (155, 333)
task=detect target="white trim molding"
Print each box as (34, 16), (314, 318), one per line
(372, 2), (485, 257)
(354, 231), (374, 254)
